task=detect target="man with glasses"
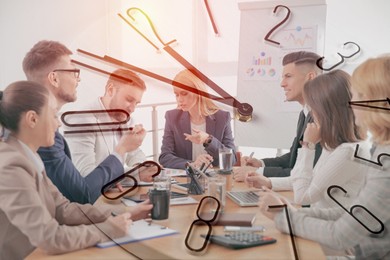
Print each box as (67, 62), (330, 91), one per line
(22, 40), (146, 204)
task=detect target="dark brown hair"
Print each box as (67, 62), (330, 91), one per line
(0, 81), (49, 133)
(22, 40), (72, 81)
(303, 70), (362, 150)
(283, 51), (322, 74)
(108, 68), (146, 91)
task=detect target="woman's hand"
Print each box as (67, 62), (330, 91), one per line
(103, 212), (132, 238)
(258, 188), (296, 220)
(184, 129), (209, 144)
(126, 200), (153, 221)
(193, 153), (213, 168)
(233, 166), (258, 182)
(303, 122), (321, 144)
(245, 172), (272, 189)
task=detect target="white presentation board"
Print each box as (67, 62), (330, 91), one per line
(235, 0), (326, 149)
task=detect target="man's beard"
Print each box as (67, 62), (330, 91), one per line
(57, 89), (76, 103)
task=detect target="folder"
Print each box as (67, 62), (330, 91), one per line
(96, 219), (178, 248)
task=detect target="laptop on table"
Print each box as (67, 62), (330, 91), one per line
(227, 190), (260, 207)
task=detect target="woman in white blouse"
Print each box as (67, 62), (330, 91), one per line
(246, 70), (368, 208)
(257, 55), (390, 259)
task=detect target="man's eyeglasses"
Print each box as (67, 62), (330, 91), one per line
(53, 69), (80, 78)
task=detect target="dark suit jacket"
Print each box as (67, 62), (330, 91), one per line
(38, 132), (124, 204)
(262, 112), (322, 177)
(159, 109), (236, 169)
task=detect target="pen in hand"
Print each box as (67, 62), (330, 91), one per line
(245, 152), (255, 166)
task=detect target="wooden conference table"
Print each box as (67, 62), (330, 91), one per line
(27, 179), (325, 260)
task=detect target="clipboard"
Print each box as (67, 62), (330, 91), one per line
(96, 219), (178, 248)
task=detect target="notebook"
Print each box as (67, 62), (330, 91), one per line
(227, 190), (259, 207)
(96, 219), (178, 248)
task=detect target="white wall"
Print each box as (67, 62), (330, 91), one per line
(1, 0), (389, 154)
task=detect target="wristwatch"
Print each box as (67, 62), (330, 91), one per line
(301, 141), (316, 150)
(203, 135), (213, 148)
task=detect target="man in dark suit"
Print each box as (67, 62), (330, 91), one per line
(22, 40), (146, 204)
(234, 51), (322, 180)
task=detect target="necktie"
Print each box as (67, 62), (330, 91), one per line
(296, 110), (306, 138)
(289, 110), (306, 168)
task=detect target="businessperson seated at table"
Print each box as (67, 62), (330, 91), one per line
(245, 70), (369, 209)
(258, 56), (390, 259)
(64, 68), (152, 181)
(234, 51), (322, 179)
(0, 81), (152, 259)
(22, 40), (146, 204)
(159, 69), (236, 169)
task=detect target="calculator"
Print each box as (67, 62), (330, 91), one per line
(201, 232), (276, 249)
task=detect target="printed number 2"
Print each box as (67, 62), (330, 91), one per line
(264, 5), (291, 46)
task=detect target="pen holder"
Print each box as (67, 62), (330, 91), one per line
(186, 168), (206, 195)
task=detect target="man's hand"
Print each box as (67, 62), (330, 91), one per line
(139, 165), (160, 182)
(233, 166), (258, 182)
(115, 124), (146, 157)
(241, 156), (262, 167)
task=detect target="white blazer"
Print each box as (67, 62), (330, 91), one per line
(63, 98), (146, 177)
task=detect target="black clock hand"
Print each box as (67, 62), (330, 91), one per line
(268, 204), (299, 260)
(349, 98), (390, 112)
(118, 8), (253, 122)
(73, 49), (253, 122)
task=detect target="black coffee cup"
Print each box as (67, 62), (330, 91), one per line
(148, 189), (170, 220)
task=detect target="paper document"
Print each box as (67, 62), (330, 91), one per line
(170, 196), (198, 205)
(121, 197), (198, 207)
(96, 219), (178, 248)
(163, 168), (187, 177)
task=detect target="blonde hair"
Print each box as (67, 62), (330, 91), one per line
(173, 69), (219, 116)
(351, 55), (390, 144)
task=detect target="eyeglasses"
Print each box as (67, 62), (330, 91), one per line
(53, 69), (80, 78)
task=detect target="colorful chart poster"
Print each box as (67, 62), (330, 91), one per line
(243, 25), (317, 82)
(243, 47), (281, 81)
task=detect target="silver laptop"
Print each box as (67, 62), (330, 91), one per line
(227, 190), (259, 207)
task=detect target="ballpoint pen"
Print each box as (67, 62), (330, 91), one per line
(200, 162), (206, 172)
(203, 161), (213, 173)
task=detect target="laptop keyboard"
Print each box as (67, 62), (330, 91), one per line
(227, 191), (259, 206)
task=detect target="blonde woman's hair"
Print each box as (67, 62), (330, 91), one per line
(351, 55), (390, 144)
(173, 69), (220, 116)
